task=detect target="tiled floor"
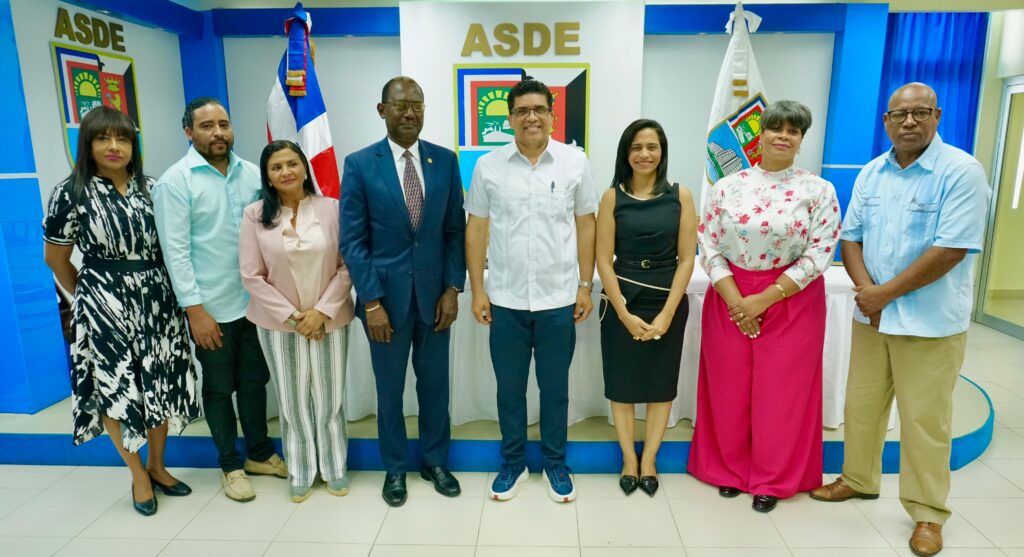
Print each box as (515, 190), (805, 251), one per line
(0, 323), (1020, 556)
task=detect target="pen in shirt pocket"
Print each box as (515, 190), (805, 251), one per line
(550, 181), (555, 194)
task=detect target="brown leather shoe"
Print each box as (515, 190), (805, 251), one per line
(809, 478), (879, 502)
(909, 522), (943, 556)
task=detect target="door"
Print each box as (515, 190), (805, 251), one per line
(977, 81), (1024, 339)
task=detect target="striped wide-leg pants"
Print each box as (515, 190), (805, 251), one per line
(257, 326), (349, 488)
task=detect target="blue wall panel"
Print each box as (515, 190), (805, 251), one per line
(1, 1), (71, 413)
(179, 10), (230, 111)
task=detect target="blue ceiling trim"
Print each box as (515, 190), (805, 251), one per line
(645, 4), (849, 34)
(64, 0), (204, 36)
(211, 7), (400, 37)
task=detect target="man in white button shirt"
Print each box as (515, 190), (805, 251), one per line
(465, 79), (598, 503)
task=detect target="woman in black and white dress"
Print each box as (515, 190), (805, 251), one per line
(43, 106), (200, 516)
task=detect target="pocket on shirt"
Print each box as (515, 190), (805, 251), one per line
(903, 199), (940, 238)
(548, 184), (575, 220)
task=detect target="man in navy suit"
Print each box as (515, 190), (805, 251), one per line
(340, 76), (466, 507)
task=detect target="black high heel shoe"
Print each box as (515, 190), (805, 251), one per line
(132, 484), (157, 517)
(619, 475), (639, 496)
(149, 473), (192, 496)
(639, 475), (659, 497)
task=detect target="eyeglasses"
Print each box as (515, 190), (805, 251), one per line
(509, 105), (552, 118)
(384, 101), (425, 114)
(886, 107), (936, 124)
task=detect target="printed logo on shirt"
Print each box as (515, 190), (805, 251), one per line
(863, 195), (882, 208)
(907, 197), (939, 214)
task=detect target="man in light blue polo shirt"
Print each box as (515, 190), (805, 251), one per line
(153, 97), (286, 502)
(811, 83), (990, 557)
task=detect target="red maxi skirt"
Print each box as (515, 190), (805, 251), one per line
(688, 264), (825, 498)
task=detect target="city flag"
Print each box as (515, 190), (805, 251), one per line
(267, 2), (340, 198)
(702, 2), (768, 206)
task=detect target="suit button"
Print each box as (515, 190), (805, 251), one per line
(414, 241), (419, 246)
(407, 271), (413, 275)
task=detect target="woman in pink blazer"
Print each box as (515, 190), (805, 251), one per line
(240, 140), (355, 503)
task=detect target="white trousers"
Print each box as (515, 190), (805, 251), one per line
(257, 326), (349, 488)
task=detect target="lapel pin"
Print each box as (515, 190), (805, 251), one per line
(427, 158), (433, 164)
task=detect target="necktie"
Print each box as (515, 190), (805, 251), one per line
(402, 150), (424, 230)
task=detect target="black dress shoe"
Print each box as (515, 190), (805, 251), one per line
(420, 465), (461, 497)
(382, 473), (408, 507)
(619, 475), (639, 496)
(150, 473), (192, 496)
(639, 475), (659, 497)
(752, 494), (779, 513)
(719, 486), (741, 498)
(132, 484), (157, 517)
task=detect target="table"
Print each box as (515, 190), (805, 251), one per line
(340, 262), (858, 429)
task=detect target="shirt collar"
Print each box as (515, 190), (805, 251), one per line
(507, 138), (556, 163)
(186, 146), (240, 172)
(387, 138), (420, 164)
(886, 133), (943, 172)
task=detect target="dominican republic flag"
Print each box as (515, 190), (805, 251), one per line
(702, 2), (768, 206)
(267, 3), (340, 198)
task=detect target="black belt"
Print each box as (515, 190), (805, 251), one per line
(83, 256), (163, 273)
(616, 258), (677, 270)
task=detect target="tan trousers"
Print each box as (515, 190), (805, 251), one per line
(840, 320), (966, 524)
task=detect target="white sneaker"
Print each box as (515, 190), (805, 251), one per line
(222, 470), (256, 502)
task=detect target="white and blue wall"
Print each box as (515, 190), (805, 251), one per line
(0, 0), (995, 414)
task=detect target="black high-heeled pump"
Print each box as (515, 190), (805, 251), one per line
(639, 475), (659, 497)
(619, 475), (639, 496)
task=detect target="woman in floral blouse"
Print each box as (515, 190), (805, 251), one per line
(688, 100), (841, 513)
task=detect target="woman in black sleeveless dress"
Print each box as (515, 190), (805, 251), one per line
(596, 119), (697, 496)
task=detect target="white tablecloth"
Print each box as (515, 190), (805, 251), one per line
(340, 262), (858, 429)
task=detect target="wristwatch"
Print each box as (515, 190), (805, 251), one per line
(578, 280), (594, 291)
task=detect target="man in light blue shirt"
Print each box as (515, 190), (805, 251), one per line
(153, 97), (286, 502)
(811, 83), (990, 557)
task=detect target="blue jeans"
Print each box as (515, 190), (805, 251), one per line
(489, 304), (576, 470)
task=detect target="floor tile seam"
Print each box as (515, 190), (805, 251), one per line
(661, 487), (691, 548)
(963, 459), (1024, 495)
(151, 488), (222, 542)
(980, 459), (1024, 490)
(0, 487), (44, 521)
(167, 534), (279, 543)
(845, 492), (900, 550)
(38, 466), (79, 492)
(471, 490), (487, 549)
(946, 496), (1012, 549)
(64, 488), (125, 540)
(369, 491), (394, 550)
(172, 487), (229, 541)
(973, 348), (1024, 367)
(48, 535), (76, 557)
(264, 495), (299, 544)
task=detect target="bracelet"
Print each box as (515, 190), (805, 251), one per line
(366, 303), (382, 312)
(773, 283), (788, 299)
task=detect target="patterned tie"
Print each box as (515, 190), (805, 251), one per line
(402, 150), (424, 230)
